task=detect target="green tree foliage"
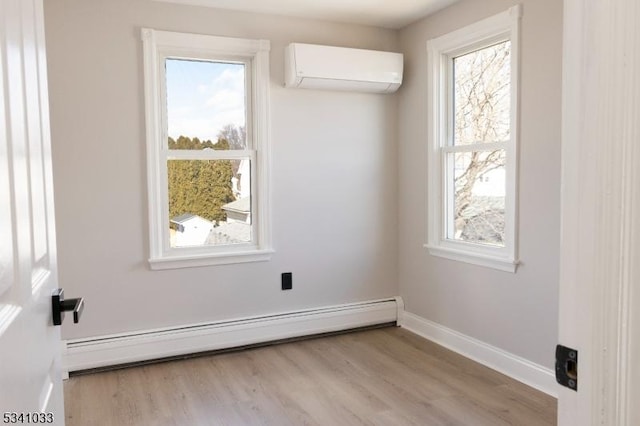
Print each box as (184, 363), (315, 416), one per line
(167, 136), (235, 223)
(168, 136), (219, 150)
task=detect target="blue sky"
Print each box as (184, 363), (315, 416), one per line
(166, 59), (245, 142)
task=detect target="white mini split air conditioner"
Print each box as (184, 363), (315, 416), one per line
(284, 43), (403, 94)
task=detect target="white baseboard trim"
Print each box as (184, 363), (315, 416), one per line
(63, 298), (400, 374)
(400, 311), (557, 397)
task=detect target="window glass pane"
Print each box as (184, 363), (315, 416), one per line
(453, 41), (510, 146)
(448, 150), (506, 246)
(168, 159), (252, 248)
(166, 59), (246, 150)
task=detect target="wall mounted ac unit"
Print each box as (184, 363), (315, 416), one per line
(284, 43), (403, 94)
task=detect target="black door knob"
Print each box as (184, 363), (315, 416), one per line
(52, 288), (84, 326)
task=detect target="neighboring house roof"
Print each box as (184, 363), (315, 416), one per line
(222, 197), (250, 214)
(206, 221), (251, 245)
(171, 213), (213, 226)
(170, 213), (197, 224)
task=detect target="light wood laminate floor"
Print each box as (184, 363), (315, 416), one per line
(64, 327), (557, 425)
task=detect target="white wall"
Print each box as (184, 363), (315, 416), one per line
(397, 0), (562, 368)
(44, 0), (399, 339)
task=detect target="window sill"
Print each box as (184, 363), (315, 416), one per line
(423, 244), (519, 273)
(149, 249), (273, 270)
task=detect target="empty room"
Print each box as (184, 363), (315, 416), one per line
(1, 0), (638, 425)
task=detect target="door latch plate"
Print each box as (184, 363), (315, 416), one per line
(555, 344), (578, 391)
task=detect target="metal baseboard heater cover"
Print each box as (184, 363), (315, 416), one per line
(63, 298), (401, 374)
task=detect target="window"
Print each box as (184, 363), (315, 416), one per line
(425, 6), (521, 272)
(142, 29), (272, 269)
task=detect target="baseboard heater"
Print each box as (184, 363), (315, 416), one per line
(63, 297), (401, 375)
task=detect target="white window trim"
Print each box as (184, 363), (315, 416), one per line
(141, 29), (272, 270)
(424, 6), (522, 273)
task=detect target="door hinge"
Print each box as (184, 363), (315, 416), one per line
(555, 344), (578, 391)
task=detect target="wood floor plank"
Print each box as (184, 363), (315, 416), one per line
(64, 327), (557, 425)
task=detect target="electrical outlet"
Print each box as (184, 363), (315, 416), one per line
(281, 272), (292, 290)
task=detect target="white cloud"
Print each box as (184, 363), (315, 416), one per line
(204, 67), (245, 115)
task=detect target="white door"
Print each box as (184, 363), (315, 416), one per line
(0, 0), (66, 424)
(558, 0), (640, 424)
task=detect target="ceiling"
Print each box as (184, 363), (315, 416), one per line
(155, 0), (460, 29)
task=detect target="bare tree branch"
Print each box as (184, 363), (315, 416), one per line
(450, 41), (510, 244)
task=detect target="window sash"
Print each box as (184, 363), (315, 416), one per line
(160, 56), (255, 252)
(166, 149), (255, 161)
(442, 148), (507, 245)
(441, 141), (506, 153)
(159, 55), (254, 152)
